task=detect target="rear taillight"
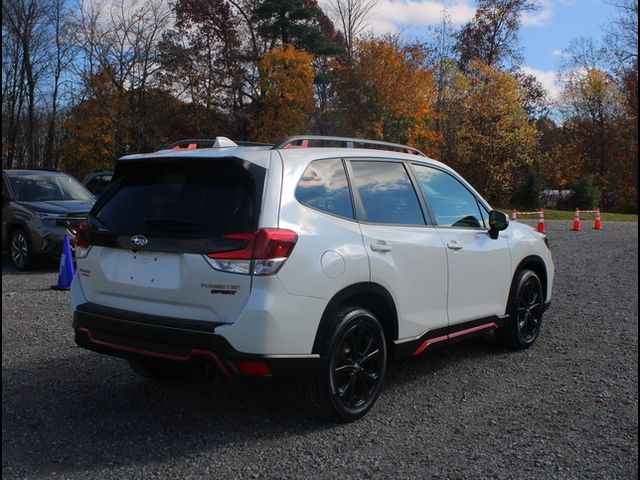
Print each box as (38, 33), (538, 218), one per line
(75, 222), (92, 258)
(204, 228), (298, 275)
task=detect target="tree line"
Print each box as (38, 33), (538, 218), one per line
(2, 0), (637, 211)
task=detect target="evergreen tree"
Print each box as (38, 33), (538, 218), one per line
(253, 0), (341, 55)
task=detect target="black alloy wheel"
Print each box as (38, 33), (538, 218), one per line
(516, 274), (544, 344)
(306, 307), (387, 422)
(497, 269), (544, 349)
(330, 319), (385, 409)
(10, 229), (33, 271)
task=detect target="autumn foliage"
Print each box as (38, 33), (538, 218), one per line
(334, 36), (443, 157)
(456, 61), (538, 205)
(252, 45), (316, 143)
(2, 0), (637, 211)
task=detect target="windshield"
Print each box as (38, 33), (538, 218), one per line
(10, 175), (94, 202)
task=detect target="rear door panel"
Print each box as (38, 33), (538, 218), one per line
(347, 159), (449, 339)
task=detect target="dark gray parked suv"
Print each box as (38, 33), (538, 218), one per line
(82, 169), (113, 196)
(2, 170), (95, 270)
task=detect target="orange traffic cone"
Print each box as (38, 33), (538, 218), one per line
(537, 209), (545, 233)
(594, 208), (602, 230)
(572, 208), (581, 231)
(511, 209), (518, 222)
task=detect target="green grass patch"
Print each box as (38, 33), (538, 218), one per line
(499, 208), (638, 222)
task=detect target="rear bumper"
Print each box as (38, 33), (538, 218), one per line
(73, 303), (320, 378)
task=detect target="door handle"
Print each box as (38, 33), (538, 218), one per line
(370, 241), (392, 253)
(447, 241), (463, 251)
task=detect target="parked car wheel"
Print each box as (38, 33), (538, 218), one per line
(497, 270), (544, 349)
(306, 307), (387, 422)
(10, 228), (33, 271)
(127, 359), (187, 382)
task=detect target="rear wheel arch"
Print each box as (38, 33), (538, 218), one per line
(312, 282), (398, 357)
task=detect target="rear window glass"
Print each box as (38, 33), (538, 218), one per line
(295, 159), (354, 219)
(95, 158), (265, 236)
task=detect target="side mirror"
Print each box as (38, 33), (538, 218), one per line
(488, 210), (509, 239)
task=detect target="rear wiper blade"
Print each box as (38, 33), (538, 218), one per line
(143, 218), (208, 228)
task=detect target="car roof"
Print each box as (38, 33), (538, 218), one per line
(116, 145), (451, 171)
(118, 146), (273, 168)
(275, 147), (447, 167)
(3, 169), (69, 177)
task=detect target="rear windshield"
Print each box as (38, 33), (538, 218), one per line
(94, 158), (265, 236)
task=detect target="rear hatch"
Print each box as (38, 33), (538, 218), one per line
(76, 156), (266, 324)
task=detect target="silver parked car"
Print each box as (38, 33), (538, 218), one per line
(2, 169), (95, 270)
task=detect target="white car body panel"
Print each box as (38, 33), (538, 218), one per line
(275, 152), (370, 301)
(357, 223), (449, 339)
(507, 222), (555, 301)
(436, 227), (512, 324)
(72, 145), (554, 357)
(76, 247), (252, 323)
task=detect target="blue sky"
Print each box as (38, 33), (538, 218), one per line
(320, 0), (620, 101)
(520, 0), (613, 71)
(518, 0), (616, 98)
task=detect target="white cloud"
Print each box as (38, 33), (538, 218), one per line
(320, 0), (476, 36)
(521, 66), (562, 101)
(521, 0), (554, 27)
(550, 49), (570, 58)
(371, 0), (475, 26)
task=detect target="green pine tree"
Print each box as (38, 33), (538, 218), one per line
(253, 0), (342, 55)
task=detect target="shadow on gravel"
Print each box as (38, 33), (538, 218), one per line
(2, 254), (59, 275)
(2, 335), (504, 476)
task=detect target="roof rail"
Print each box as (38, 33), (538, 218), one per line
(273, 135), (426, 156)
(163, 138), (273, 150)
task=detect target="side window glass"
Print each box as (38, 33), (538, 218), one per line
(412, 164), (484, 228)
(296, 159), (354, 219)
(350, 161), (424, 225)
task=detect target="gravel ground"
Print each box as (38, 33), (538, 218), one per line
(2, 221), (638, 479)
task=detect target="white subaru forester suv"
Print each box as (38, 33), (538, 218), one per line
(71, 136), (554, 422)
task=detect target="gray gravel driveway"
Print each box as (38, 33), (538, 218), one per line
(2, 221), (638, 479)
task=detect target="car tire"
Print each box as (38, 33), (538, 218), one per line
(496, 269), (545, 349)
(10, 228), (34, 271)
(305, 307), (387, 422)
(127, 359), (187, 382)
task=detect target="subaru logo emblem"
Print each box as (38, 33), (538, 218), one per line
(130, 235), (148, 248)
